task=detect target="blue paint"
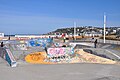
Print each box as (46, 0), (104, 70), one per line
(71, 48), (74, 54)
(28, 38), (53, 48)
(5, 53), (12, 66)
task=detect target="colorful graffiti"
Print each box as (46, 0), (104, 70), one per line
(16, 44), (27, 50)
(28, 38), (53, 48)
(25, 52), (53, 64)
(47, 47), (74, 57)
(5, 49), (17, 67)
(0, 47), (17, 67)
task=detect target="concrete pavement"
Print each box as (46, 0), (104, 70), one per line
(0, 63), (120, 80)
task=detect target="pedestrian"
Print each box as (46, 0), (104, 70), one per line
(8, 36), (10, 40)
(72, 36), (74, 40)
(94, 39), (97, 48)
(63, 37), (66, 43)
(1, 42), (4, 47)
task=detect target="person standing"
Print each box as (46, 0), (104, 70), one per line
(8, 36), (10, 40)
(94, 39), (97, 48)
(1, 42), (4, 47)
(63, 37), (66, 43)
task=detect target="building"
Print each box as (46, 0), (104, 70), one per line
(0, 33), (4, 37)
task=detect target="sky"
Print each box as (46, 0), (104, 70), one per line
(0, 0), (120, 35)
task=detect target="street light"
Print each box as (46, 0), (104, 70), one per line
(74, 22), (77, 40)
(104, 13), (106, 43)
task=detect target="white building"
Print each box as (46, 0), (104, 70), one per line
(0, 33), (4, 37)
(15, 34), (55, 39)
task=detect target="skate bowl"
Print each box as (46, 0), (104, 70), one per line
(1, 39), (119, 67)
(25, 48), (117, 64)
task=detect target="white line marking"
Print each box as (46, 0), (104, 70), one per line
(106, 50), (120, 59)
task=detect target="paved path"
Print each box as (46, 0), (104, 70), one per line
(0, 63), (120, 80)
(0, 57), (7, 66)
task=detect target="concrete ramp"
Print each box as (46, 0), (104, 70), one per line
(69, 42), (94, 48)
(0, 47), (17, 67)
(5, 48), (17, 67)
(83, 48), (120, 61)
(76, 49), (116, 64)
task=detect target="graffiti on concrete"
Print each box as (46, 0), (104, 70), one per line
(16, 44), (27, 50)
(47, 47), (74, 57)
(28, 38), (53, 48)
(0, 47), (17, 67)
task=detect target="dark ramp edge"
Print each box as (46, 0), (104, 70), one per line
(94, 76), (120, 80)
(83, 49), (112, 60)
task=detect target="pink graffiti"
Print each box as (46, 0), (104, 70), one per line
(47, 47), (73, 57)
(58, 48), (64, 55)
(49, 48), (56, 55)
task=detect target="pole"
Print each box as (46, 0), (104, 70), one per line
(104, 13), (106, 43)
(74, 22), (76, 40)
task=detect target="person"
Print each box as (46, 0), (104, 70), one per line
(8, 36), (10, 40)
(1, 42), (4, 47)
(94, 39), (97, 48)
(63, 37), (66, 43)
(72, 36), (74, 40)
(44, 47), (47, 53)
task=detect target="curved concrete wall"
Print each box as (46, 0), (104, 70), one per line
(0, 47), (17, 67)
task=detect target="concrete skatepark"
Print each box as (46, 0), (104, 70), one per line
(0, 38), (120, 80)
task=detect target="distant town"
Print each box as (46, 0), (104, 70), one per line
(47, 26), (120, 40)
(0, 26), (120, 41)
(48, 26), (120, 36)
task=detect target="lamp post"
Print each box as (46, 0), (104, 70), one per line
(74, 22), (76, 40)
(104, 13), (106, 43)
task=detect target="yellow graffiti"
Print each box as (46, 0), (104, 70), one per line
(25, 52), (53, 64)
